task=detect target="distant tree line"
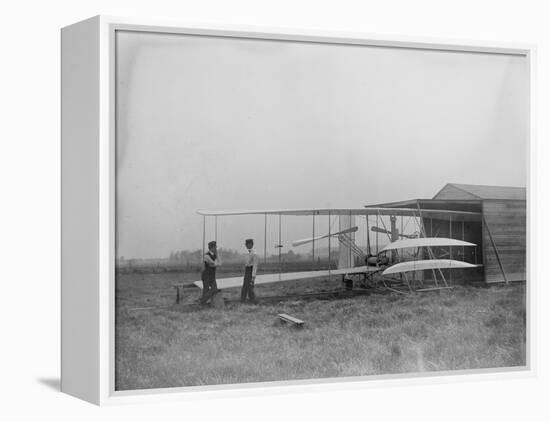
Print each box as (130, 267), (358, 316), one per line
(167, 248), (308, 264)
(115, 247), (345, 275)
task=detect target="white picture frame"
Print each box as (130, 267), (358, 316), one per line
(61, 15), (536, 405)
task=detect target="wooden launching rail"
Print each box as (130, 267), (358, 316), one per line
(175, 272), (456, 305)
(224, 289), (371, 304)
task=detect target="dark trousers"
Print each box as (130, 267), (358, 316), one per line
(200, 276), (218, 305)
(240, 266), (256, 303)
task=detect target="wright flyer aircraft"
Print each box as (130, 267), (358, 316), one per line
(194, 204), (486, 295)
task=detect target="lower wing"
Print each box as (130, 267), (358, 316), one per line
(194, 265), (376, 289)
(383, 259), (481, 275)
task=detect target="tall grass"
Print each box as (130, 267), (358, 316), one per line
(115, 274), (526, 390)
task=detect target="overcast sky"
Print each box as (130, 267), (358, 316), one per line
(115, 31), (528, 259)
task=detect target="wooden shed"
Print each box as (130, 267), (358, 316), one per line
(371, 183), (526, 284)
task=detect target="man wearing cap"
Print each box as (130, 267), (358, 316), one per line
(241, 239), (259, 303)
(200, 240), (221, 305)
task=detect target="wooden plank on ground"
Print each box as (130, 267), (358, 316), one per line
(278, 313), (304, 326)
(416, 286), (454, 292)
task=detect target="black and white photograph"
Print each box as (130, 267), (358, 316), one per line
(113, 30), (528, 391)
(6, 0), (550, 418)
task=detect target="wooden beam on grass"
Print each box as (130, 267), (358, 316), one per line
(482, 215), (509, 284)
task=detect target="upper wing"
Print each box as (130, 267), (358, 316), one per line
(197, 207), (481, 220)
(381, 238), (476, 252)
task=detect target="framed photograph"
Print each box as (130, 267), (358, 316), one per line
(61, 16), (534, 405)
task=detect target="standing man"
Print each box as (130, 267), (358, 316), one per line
(241, 238), (259, 303)
(200, 241), (221, 305)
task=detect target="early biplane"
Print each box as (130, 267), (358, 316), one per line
(194, 206), (482, 294)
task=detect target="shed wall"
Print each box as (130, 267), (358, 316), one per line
(422, 216), (484, 283)
(482, 200), (526, 283)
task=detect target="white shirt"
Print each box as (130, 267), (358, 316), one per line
(244, 249), (259, 277)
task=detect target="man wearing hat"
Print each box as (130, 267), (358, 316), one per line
(241, 238), (259, 303)
(200, 240), (221, 305)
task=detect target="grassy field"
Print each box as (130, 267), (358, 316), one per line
(115, 272), (526, 390)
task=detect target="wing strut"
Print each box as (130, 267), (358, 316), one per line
(449, 214), (453, 283)
(349, 211), (353, 266)
(376, 210), (393, 242)
(278, 214), (282, 280)
(366, 215), (371, 256)
(202, 215), (206, 256)
(264, 213), (267, 264)
(375, 213), (379, 254)
(311, 212), (316, 271)
(461, 219), (465, 262)
(400, 215), (404, 261)
(328, 212), (331, 281)
(415, 204), (447, 287)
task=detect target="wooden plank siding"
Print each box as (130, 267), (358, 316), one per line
(482, 200), (526, 283)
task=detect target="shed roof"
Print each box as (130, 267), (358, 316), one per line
(433, 183), (526, 201)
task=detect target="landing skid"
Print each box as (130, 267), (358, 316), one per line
(355, 268), (453, 294)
